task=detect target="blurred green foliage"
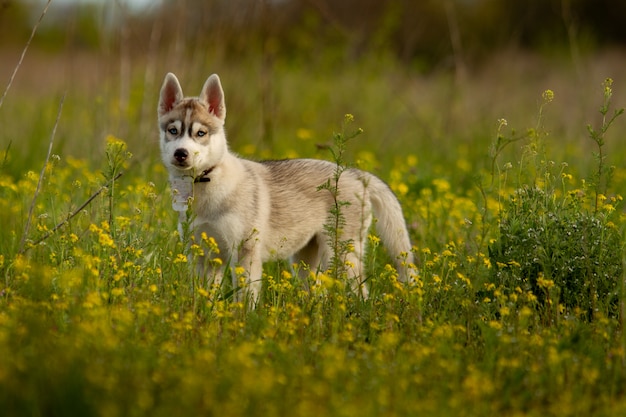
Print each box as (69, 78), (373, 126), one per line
(2, 0), (626, 68)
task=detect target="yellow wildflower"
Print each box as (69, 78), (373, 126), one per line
(173, 253), (187, 264)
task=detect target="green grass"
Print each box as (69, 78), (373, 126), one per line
(1, 48), (626, 416)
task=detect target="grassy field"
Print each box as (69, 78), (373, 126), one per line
(1, 44), (626, 416)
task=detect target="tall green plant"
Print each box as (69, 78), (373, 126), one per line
(317, 114), (363, 285)
(102, 136), (132, 237)
(586, 78), (624, 212)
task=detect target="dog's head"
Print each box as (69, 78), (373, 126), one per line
(158, 73), (227, 176)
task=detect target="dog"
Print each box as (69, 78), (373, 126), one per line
(158, 72), (415, 304)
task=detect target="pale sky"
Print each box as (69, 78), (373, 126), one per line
(37, 0), (162, 12)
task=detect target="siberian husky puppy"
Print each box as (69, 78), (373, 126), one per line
(158, 72), (415, 304)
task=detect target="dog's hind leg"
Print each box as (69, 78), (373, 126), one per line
(344, 246), (368, 299)
(292, 234), (330, 290)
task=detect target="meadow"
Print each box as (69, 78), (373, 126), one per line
(1, 38), (626, 416)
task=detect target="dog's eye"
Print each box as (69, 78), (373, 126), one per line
(168, 127), (178, 135)
(197, 130), (207, 137)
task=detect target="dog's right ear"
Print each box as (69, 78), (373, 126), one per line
(158, 73), (183, 116)
(200, 74), (226, 121)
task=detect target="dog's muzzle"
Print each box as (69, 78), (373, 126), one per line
(174, 148), (188, 162)
(173, 148), (190, 167)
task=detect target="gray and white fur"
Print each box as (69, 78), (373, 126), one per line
(158, 72), (415, 304)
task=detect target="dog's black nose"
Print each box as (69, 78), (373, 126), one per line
(174, 148), (188, 162)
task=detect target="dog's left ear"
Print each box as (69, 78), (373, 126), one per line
(200, 74), (226, 121)
(159, 73), (183, 116)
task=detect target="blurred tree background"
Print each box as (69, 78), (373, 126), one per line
(2, 0), (625, 70)
(1, 0), (625, 176)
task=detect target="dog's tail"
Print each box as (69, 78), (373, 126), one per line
(367, 175), (417, 282)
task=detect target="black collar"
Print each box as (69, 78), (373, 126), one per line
(194, 167), (214, 183)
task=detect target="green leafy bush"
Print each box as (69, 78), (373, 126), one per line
(489, 185), (622, 319)
(489, 80), (624, 321)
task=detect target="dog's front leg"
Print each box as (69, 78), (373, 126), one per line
(233, 242), (263, 307)
(194, 252), (225, 292)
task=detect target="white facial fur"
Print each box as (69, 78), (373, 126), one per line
(158, 73), (227, 177)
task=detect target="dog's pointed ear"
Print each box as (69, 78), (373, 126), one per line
(158, 73), (183, 116)
(200, 74), (226, 121)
